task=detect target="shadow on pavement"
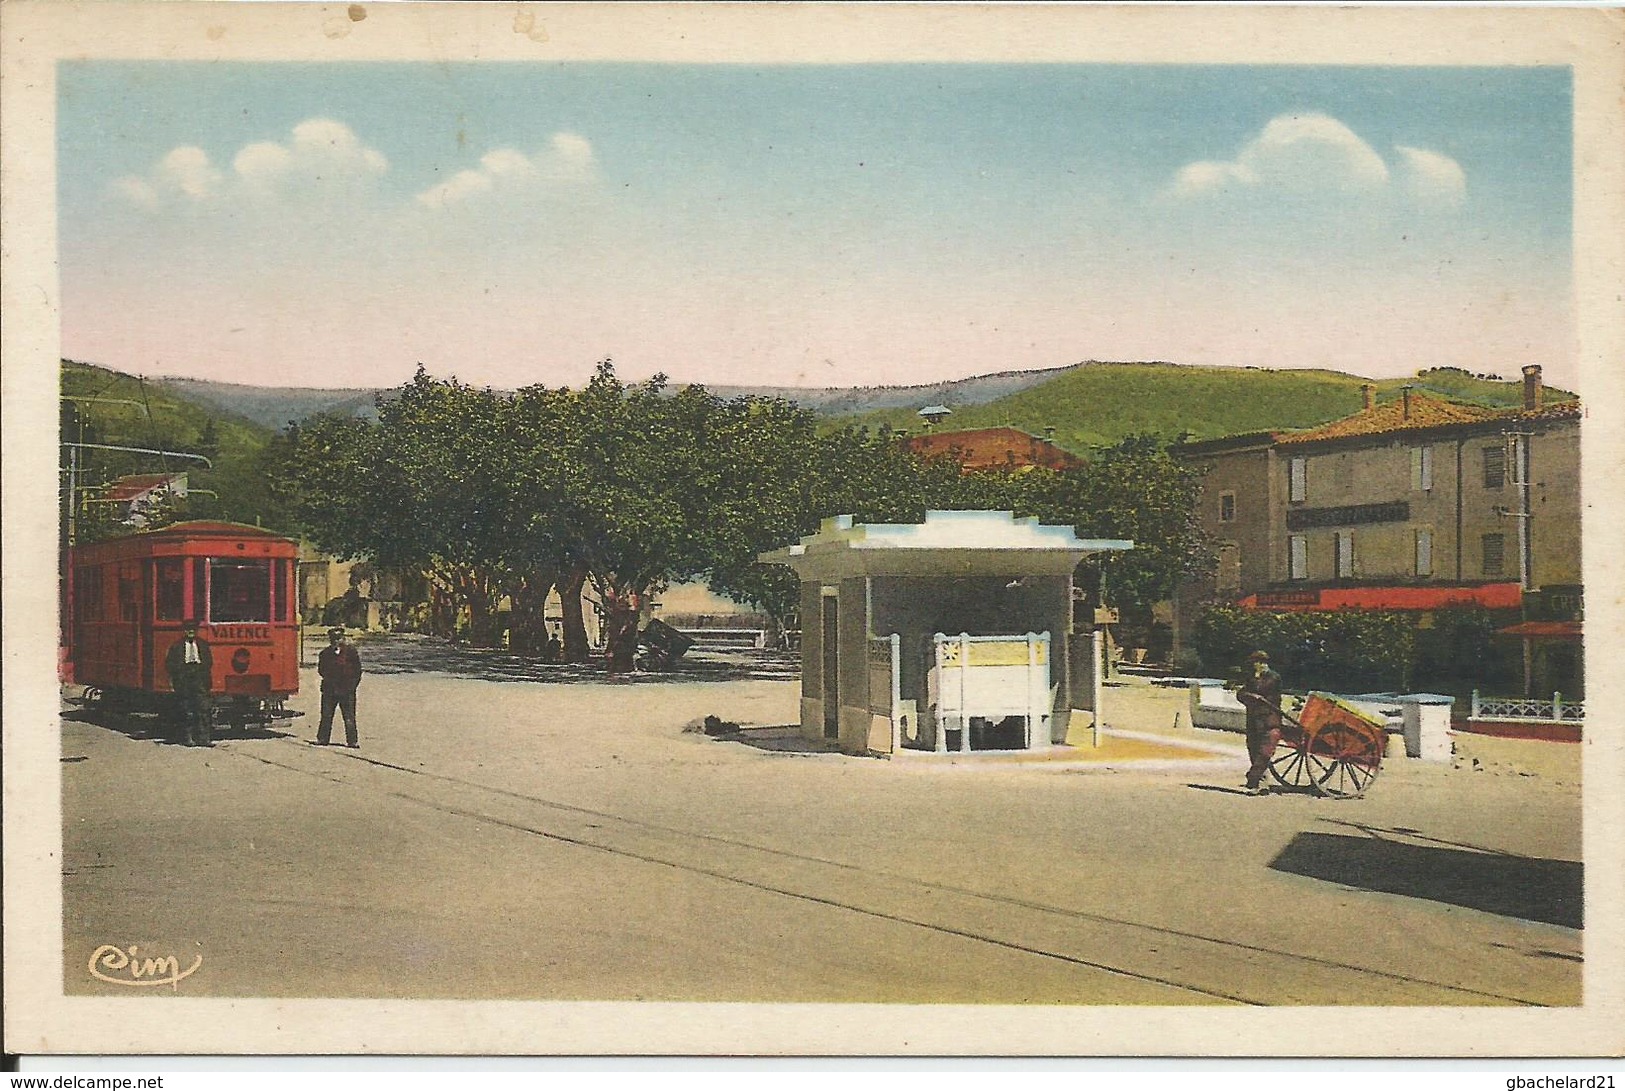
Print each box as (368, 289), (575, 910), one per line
(1186, 783), (1318, 798)
(61, 707), (296, 746)
(1268, 832), (1582, 929)
(710, 724), (841, 754)
(354, 634), (799, 684)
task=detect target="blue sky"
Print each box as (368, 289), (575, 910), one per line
(57, 62), (1576, 391)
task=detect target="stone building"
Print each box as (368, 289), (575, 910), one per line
(1173, 366), (1581, 694)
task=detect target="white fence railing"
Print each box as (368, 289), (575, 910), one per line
(1469, 690), (1584, 723)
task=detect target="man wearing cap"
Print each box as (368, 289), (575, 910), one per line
(314, 626), (363, 748)
(165, 620), (215, 746)
(1236, 650), (1283, 795)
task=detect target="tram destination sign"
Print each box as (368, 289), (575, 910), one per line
(1285, 501), (1410, 531)
(207, 625), (272, 641)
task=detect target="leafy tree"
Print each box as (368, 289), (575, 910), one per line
(972, 435), (1213, 614)
(703, 423), (966, 625)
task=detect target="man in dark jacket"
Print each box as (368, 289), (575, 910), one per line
(315, 626), (363, 748)
(165, 621), (214, 746)
(1237, 649), (1283, 795)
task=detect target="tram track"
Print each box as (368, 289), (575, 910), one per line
(231, 739), (1557, 1007)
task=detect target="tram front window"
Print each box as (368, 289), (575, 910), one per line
(209, 558), (271, 623)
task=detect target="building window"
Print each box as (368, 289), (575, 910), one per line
(1289, 457), (1307, 503)
(1335, 532), (1354, 579)
(1218, 491), (1235, 523)
(1482, 533), (1506, 577)
(1289, 535), (1308, 581)
(1411, 445), (1434, 491)
(1415, 528), (1433, 577)
(1483, 445), (1507, 489)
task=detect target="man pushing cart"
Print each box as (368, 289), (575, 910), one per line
(1236, 650), (1388, 799)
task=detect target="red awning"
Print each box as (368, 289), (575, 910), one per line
(1240, 583), (1523, 612)
(1496, 620), (1583, 640)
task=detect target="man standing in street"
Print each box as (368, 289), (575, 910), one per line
(1237, 649), (1283, 795)
(165, 620), (214, 747)
(315, 626), (363, 748)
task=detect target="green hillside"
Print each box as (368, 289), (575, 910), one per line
(61, 360), (293, 533)
(825, 362), (1577, 451)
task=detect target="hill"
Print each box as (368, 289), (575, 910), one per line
(151, 376), (384, 431)
(61, 360), (291, 532)
(703, 363), (1081, 415)
(822, 362), (1578, 450)
(151, 365), (1078, 431)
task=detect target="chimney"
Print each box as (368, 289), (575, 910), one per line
(1401, 384), (1414, 420)
(1522, 364), (1543, 411)
(1361, 384), (1376, 411)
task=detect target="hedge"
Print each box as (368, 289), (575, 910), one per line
(1192, 603), (1520, 695)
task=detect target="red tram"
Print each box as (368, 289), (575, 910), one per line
(66, 521), (301, 728)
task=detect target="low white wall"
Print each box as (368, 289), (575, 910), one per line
(1188, 685), (1248, 732)
(1186, 685), (1451, 762)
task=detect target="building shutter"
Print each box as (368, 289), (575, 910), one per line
(1289, 535), (1308, 580)
(1415, 528), (1433, 577)
(1289, 457), (1307, 503)
(1482, 533), (1506, 577)
(1411, 445), (1433, 491)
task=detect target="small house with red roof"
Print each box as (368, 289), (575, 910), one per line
(903, 426), (1080, 472)
(97, 473), (188, 527)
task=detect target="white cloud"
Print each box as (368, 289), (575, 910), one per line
(1394, 144), (1467, 208)
(157, 146), (223, 199)
(550, 131), (594, 173)
(232, 141), (293, 185)
(287, 117), (389, 176)
(1163, 112), (1464, 211)
(418, 168), (496, 209)
(415, 132), (596, 209)
(110, 118), (387, 209)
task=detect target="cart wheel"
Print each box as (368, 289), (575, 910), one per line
(1268, 733), (1319, 791)
(1310, 722), (1382, 799)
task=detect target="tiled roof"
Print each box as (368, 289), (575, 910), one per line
(1503, 400), (1583, 424)
(1276, 392), (1580, 446)
(100, 473), (183, 502)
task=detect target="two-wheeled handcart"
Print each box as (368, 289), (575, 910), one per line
(1265, 692), (1388, 798)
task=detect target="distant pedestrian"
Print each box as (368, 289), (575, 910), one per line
(315, 626), (362, 748)
(165, 620), (214, 747)
(1237, 650), (1283, 795)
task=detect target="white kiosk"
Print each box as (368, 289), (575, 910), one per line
(760, 511), (1133, 755)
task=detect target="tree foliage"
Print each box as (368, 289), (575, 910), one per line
(278, 365), (1209, 672)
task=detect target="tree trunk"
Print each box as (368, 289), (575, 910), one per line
(602, 584), (642, 675)
(508, 567), (556, 658)
(559, 566), (591, 663)
(451, 565), (503, 648)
